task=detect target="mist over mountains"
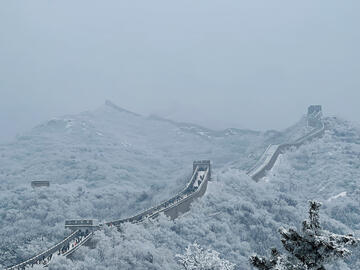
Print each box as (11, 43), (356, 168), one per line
(1, 102), (359, 269)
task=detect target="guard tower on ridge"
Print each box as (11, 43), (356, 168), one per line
(193, 160), (211, 179)
(65, 220), (99, 232)
(307, 105), (322, 127)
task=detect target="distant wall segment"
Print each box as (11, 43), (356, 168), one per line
(248, 106), (325, 181)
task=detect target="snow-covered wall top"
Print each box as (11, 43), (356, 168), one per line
(248, 106), (325, 181)
(107, 161), (211, 225)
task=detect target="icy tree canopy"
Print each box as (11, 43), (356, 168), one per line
(250, 201), (359, 270)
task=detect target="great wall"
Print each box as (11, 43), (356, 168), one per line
(247, 105), (324, 181)
(4, 105), (324, 269)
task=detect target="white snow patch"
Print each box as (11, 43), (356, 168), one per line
(197, 131), (211, 139)
(194, 171), (205, 188)
(247, 145), (280, 177)
(327, 191), (347, 202)
(263, 154), (283, 183)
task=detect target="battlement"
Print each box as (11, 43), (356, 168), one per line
(193, 160), (210, 171)
(65, 219), (99, 232)
(193, 160), (211, 179)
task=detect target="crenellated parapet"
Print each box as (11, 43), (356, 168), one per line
(65, 219), (99, 232)
(107, 160), (211, 225)
(193, 160), (211, 179)
(5, 230), (83, 270)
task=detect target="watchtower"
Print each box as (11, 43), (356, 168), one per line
(307, 105), (322, 127)
(193, 160), (211, 179)
(65, 220), (99, 232)
(31, 181), (50, 188)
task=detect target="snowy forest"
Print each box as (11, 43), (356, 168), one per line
(1, 0), (359, 269)
(1, 102), (360, 269)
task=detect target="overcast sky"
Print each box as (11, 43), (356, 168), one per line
(0, 1), (359, 142)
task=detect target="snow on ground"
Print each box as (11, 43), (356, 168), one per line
(327, 191), (347, 202)
(194, 171), (206, 188)
(0, 101), (268, 268)
(263, 154), (283, 183)
(2, 105), (360, 270)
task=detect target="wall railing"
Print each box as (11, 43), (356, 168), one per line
(248, 120), (325, 181)
(6, 230), (80, 270)
(5, 162), (211, 270)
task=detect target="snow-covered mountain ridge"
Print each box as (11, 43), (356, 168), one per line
(1, 103), (359, 269)
(0, 101), (266, 267)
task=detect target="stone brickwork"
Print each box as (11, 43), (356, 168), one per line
(307, 105), (323, 127)
(31, 181), (50, 188)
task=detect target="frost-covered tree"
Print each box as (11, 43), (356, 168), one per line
(250, 201), (359, 270)
(250, 247), (303, 270)
(176, 242), (235, 270)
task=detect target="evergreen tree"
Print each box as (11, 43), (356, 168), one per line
(250, 201), (359, 270)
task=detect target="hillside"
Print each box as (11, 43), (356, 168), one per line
(0, 101), (265, 267)
(45, 116), (360, 270)
(1, 104), (359, 270)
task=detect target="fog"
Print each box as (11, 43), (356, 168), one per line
(1, 0), (359, 143)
